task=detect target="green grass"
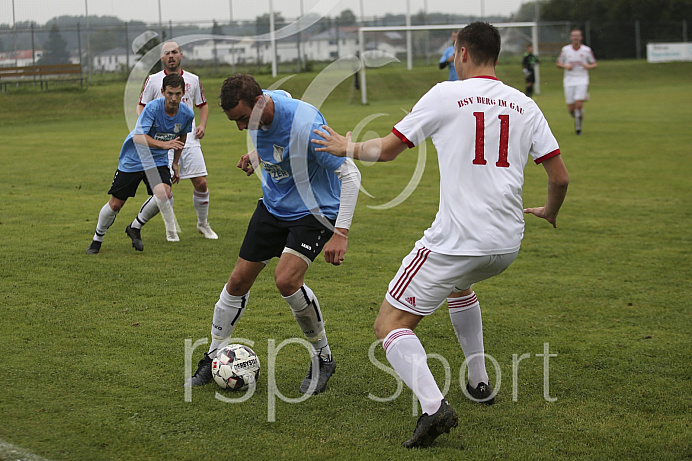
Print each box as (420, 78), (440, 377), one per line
(1, 60), (691, 460)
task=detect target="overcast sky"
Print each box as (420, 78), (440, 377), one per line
(2, 0), (526, 26)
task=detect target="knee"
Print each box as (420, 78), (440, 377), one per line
(373, 316), (391, 341)
(227, 272), (251, 296)
(274, 273), (301, 298)
(192, 177), (208, 192)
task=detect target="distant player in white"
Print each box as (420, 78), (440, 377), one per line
(556, 29), (597, 135)
(313, 22), (569, 449)
(138, 41), (218, 240)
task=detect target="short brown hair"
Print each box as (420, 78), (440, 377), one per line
(162, 73), (185, 92)
(219, 73), (262, 111)
(455, 22), (501, 67)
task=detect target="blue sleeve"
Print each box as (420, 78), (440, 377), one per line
(310, 120), (346, 171)
(135, 103), (156, 135)
(440, 47), (453, 64)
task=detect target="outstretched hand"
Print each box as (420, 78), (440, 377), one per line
(524, 206), (557, 228)
(312, 125), (352, 157)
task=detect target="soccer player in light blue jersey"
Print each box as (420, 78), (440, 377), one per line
(86, 73), (194, 254)
(187, 74), (361, 394)
(439, 30), (458, 81)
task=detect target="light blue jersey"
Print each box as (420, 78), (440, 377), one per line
(440, 45), (458, 81)
(117, 98), (194, 173)
(251, 90), (346, 221)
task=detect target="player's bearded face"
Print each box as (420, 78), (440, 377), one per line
(161, 47), (182, 70)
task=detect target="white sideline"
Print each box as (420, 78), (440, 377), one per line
(0, 439), (50, 461)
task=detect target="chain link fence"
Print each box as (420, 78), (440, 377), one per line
(0, 18), (689, 75)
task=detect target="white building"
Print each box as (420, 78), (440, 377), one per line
(92, 48), (139, 73)
(0, 49), (44, 67)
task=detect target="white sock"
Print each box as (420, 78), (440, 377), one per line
(131, 196), (160, 230)
(575, 109), (583, 131)
(153, 195), (176, 234)
(284, 285), (331, 359)
(193, 190), (210, 224)
(448, 292), (489, 388)
(93, 203), (119, 242)
(208, 285), (249, 355)
(383, 328), (443, 415)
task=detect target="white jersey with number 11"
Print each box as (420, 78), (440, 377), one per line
(392, 76), (560, 256)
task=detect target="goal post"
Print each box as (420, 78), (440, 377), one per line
(357, 22), (540, 104)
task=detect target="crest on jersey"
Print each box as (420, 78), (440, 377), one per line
(174, 123), (182, 133)
(273, 145), (285, 163)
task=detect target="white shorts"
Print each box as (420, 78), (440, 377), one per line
(385, 242), (518, 316)
(168, 144), (208, 180)
(564, 85), (589, 104)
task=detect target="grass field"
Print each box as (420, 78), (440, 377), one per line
(1, 59), (691, 460)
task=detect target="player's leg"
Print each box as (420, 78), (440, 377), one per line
(574, 101), (583, 134)
(376, 302), (458, 449)
(190, 176), (218, 239)
(186, 257), (265, 387)
(525, 74), (534, 98)
(88, 169), (137, 254)
(179, 145), (217, 239)
(378, 244), (460, 448)
(133, 165), (178, 243)
(280, 217), (337, 394)
(565, 86), (576, 119)
(87, 195), (126, 254)
(573, 87), (587, 134)
(447, 252), (518, 403)
(187, 200), (281, 386)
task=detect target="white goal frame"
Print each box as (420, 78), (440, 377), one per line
(357, 22), (540, 104)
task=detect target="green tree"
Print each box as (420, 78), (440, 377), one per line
(540, 0), (692, 59)
(211, 19), (224, 36)
(38, 24), (70, 64)
(255, 12), (286, 35)
(337, 9), (357, 26)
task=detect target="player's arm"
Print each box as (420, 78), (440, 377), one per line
(196, 103), (209, 139)
(312, 126), (408, 162)
(524, 154), (569, 228)
(555, 52), (571, 70)
(133, 134), (185, 151)
(137, 76), (154, 115)
(323, 159), (361, 266)
(583, 60), (598, 70)
(170, 134), (188, 184)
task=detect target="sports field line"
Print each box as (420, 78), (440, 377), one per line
(0, 439), (50, 461)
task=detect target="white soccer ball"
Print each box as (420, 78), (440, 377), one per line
(211, 344), (261, 391)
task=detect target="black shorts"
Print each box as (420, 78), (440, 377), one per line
(239, 200), (335, 263)
(525, 72), (536, 84)
(107, 166), (171, 201)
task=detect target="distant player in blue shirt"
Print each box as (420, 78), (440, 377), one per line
(439, 30), (458, 81)
(87, 73), (194, 254)
(186, 73), (361, 395)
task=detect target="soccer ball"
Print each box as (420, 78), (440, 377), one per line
(211, 344), (261, 391)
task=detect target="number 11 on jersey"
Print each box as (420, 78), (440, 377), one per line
(472, 112), (510, 168)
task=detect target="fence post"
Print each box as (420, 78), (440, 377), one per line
(635, 20), (641, 60)
(683, 19), (688, 42)
(77, 22), (82, 70)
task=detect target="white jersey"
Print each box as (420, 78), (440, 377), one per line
(557, 44), (596, 87)
(139, 70), (207, 146)
(393, 76), (560, 256)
